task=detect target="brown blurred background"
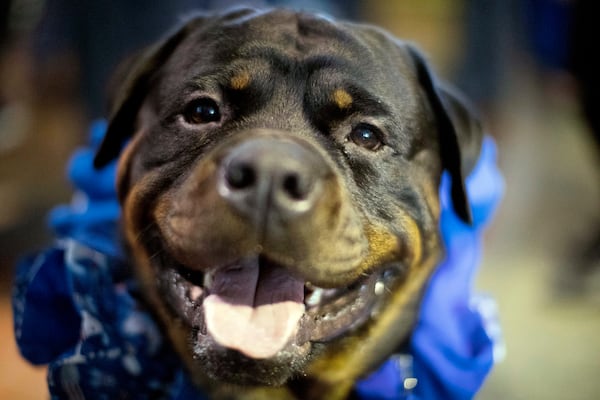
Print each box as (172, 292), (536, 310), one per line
(1, 1), (598, 399)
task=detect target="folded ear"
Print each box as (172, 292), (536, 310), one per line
(93, 17), (206, 169)
(407, 45), (483, 225)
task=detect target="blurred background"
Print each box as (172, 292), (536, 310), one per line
(0, 0), (598, 398)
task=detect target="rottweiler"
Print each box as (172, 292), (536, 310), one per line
(93, 8), (483, 400)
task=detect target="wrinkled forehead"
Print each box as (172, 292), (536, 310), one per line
(160, 10), (415, 96)
(220, 10), (359, 57)
(204, 10), (369, 67)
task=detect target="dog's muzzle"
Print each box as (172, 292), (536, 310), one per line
(153, 131), (389, 363)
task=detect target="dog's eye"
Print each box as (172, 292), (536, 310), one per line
(348, 124), (384, 151)
(183, 98), (221, 124)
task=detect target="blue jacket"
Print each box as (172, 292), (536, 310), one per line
(13, 120), (504, 399)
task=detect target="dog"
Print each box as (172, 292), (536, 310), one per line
(93, 8), (483, 399)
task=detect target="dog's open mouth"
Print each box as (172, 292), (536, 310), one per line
(159, 256), (404, 360)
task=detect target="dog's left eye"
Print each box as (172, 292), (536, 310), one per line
(348, 124), (384, 151)
(183, 98), (221, 124)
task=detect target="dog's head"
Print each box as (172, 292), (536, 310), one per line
(94, 8), (482, 397)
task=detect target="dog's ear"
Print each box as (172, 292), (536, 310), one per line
(93, 17), (205, 169)
(407, 45), (483, 225)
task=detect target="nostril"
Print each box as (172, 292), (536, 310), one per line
(282, 173), (311, 200)
(226, 162), (256, 190)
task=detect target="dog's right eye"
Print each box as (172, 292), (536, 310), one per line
(183, 98), (221, 124)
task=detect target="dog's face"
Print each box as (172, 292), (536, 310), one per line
(94, 8), (481, 398)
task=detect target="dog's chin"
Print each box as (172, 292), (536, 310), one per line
(154, 253), (408, 386)
(188, 334), (311, 386)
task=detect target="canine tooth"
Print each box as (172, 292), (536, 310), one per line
(305, 289), (323, 307)
(374, 281), (385, 296)
(189, 286), (203, 301)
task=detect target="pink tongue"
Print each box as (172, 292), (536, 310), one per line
(203, 261), (305, 359)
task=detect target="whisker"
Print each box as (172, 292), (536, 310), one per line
(131, 221), (158, 245)
(148, 248), (164, 262)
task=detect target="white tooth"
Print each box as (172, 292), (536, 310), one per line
(306, 288), (323, 307)
(189, 286), (203, 301)
(374, 281), (385, 296)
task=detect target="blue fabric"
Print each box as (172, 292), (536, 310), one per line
(13, 249), (81, 365)
(12, 122), (503, 399)
(48, 120), (122, 259)
(408, 137), (503, 400)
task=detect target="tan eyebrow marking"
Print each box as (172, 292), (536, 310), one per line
(230, 71), (251, 90)
(332, 88), (353, 109)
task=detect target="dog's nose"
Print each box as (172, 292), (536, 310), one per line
(218, 137), (326, 219)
